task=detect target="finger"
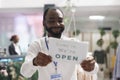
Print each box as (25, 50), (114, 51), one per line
(37, 59), (47, 66)
(86, 57), (94, 61)
(81, 57), (94, 63)
(38, 52), (48, 57)
(44, 57), (52, 63)
(90, 60), (95, 64)
(37, 56), (52, 66)
(37, 53), (48, 60)
(48, 55), (52, 62)
(36, 52), (52, 66)
(82, 65), (94, 72)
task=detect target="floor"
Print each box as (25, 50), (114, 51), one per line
(97, 69), (112, 80)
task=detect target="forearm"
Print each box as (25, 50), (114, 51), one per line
(20, 59), (38, 78)
(20, 49), (39, 78)
(20, 40), (42, 78)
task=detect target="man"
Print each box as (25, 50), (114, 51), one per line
(112, 44), (120, 80)
(20, 7), (98, 80)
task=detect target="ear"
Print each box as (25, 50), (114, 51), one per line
(43, 20), (46, 27)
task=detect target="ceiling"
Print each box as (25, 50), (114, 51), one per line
(0, 3), (120, 32)
(62, 5), (120, 31)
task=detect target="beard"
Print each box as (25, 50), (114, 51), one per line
(45, 26), (64, 38)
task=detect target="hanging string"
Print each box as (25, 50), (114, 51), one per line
(66, 12), (74, 36)
(73, 11), (77, 37)
(65, 7), (77, 37)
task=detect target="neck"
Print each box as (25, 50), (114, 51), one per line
(48, 33), (61, 38)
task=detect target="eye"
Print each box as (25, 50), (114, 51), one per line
(47, 20), (55, 23)
(58, 20), (63, 23)
(58, 18), (63, 23)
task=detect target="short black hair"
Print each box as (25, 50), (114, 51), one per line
(43, 7), (64, 20)
(10, 35), (17, 41)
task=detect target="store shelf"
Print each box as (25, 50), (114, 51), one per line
(0, 55), (25, 63)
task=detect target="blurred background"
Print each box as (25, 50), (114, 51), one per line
(0, 0), (120, 80)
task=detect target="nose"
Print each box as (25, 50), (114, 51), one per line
(54, 22), (60, 27)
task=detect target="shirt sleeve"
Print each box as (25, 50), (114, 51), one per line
(77, 63), (99, 80)
(20, 40), (42, 78)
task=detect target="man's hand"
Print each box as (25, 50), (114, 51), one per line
(33, 52), (52, 66)
(80, 56), (95, 72)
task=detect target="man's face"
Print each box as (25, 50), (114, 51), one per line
(44, 9), (65, 38)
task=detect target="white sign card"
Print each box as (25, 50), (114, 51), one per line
(48, 38), (89, 63)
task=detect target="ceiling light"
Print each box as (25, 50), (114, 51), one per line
(89, 15), (105, 20)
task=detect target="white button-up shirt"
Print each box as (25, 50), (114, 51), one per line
(20, 36), (98, 80)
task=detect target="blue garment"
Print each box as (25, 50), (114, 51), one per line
(112, 44), (120, 80)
